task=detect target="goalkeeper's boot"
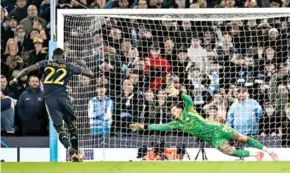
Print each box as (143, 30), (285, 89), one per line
(269, 152), (279, 161)
(68, 147), (80, 162)
(255, 152), (264, 161)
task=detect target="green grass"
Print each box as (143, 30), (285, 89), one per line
(2, 162), (290, 173)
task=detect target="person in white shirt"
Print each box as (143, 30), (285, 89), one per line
(187, 34), (207, 73)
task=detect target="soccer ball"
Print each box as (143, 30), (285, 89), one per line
(77, 149), (85, 162)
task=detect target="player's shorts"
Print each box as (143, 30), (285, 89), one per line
(44, 96), (76, 127)
(210, 125), (235, 149)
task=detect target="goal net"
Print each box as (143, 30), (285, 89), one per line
(57, 9), (290, 161)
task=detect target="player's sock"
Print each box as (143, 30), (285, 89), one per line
(70, 130), (78, 150)
(246, 137), (264, 150)
(59, 132), (70, 149)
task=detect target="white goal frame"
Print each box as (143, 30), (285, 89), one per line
(53, 8), (290, 162)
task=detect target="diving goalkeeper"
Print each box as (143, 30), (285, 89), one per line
(130, 86), (279, 161)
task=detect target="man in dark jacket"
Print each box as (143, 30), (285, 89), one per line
(9, 0), (29, 23)
(17, 75), (48, 135)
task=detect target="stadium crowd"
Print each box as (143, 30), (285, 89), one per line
(1, 0), (290, 147)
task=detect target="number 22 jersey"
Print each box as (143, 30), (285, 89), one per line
(36, 60), (83, 98)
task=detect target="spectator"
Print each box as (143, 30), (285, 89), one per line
(28, 37), (47, 65)
(6, 55), (24, 72)
(185, 68), (211, 110)
(19, 5), (47, 33)
(203, 92), (229, 121)
(2, 38), (20, 63)
(259, 102), (279, 136)
(162, 37), (176, 62)
(136, 24), (153, 57)
(135, 0), (148, 8)
(279, 103), (290, 147)
(114, 79), (144, 134)
(1, 75), (15, 98)
(144, 43), (171, 92)
(1, 91), (16, 136)
(187, 34), (207, 73)
(9, 70), (28, 99)
(128, 69), (147, 94)
(172, 45), (188, 83)
(1, 15), (17, 43)
(32, 18), (49, 46)
(270, 0), (281, 7)
(16, 76), (48, 136)
(8, 0), (28, 23)
(88, 86), (113, 135)
(205, 105), (224, 123)
(14, 24), (30, 52)
(226, 87), (263, 135)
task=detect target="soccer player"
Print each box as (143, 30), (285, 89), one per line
(130, 85), (279, 161)
(10, 48), (94, 162)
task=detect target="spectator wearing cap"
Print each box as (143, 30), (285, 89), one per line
(88, 86), (113, 135)
(226, 87), (263, 135)
(144, 42), (171, 92)
(19, 5), (47, 33)
(259, 102), (279, 136)
(1, 15), (17, 43)
(8, 0), (28, 23)
(16, 76), (48, 136)
(28, 37), (47, 65)
(1, 90), (16, 136)
(187, 33), (207, 74)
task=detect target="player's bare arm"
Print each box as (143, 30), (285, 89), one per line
(10, 65), (39, 85)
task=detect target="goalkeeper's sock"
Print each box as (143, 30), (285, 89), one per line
(246, 137), (264, 150)
(70, 130), (78, 150)
(262, 146), (271, 154)
(59, 132), (70, 149)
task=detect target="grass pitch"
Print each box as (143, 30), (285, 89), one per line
(2, 162), (290, 173)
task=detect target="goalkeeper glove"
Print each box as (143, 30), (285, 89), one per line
(129, 123), (145, 131)
(166, 85), (180, 97)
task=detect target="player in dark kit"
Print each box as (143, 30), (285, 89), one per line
(10, 48), (94, 162)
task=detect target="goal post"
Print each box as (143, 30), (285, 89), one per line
(53, 8), (290, 162)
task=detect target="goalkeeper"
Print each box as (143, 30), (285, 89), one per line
(130, 86), (279, 161)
